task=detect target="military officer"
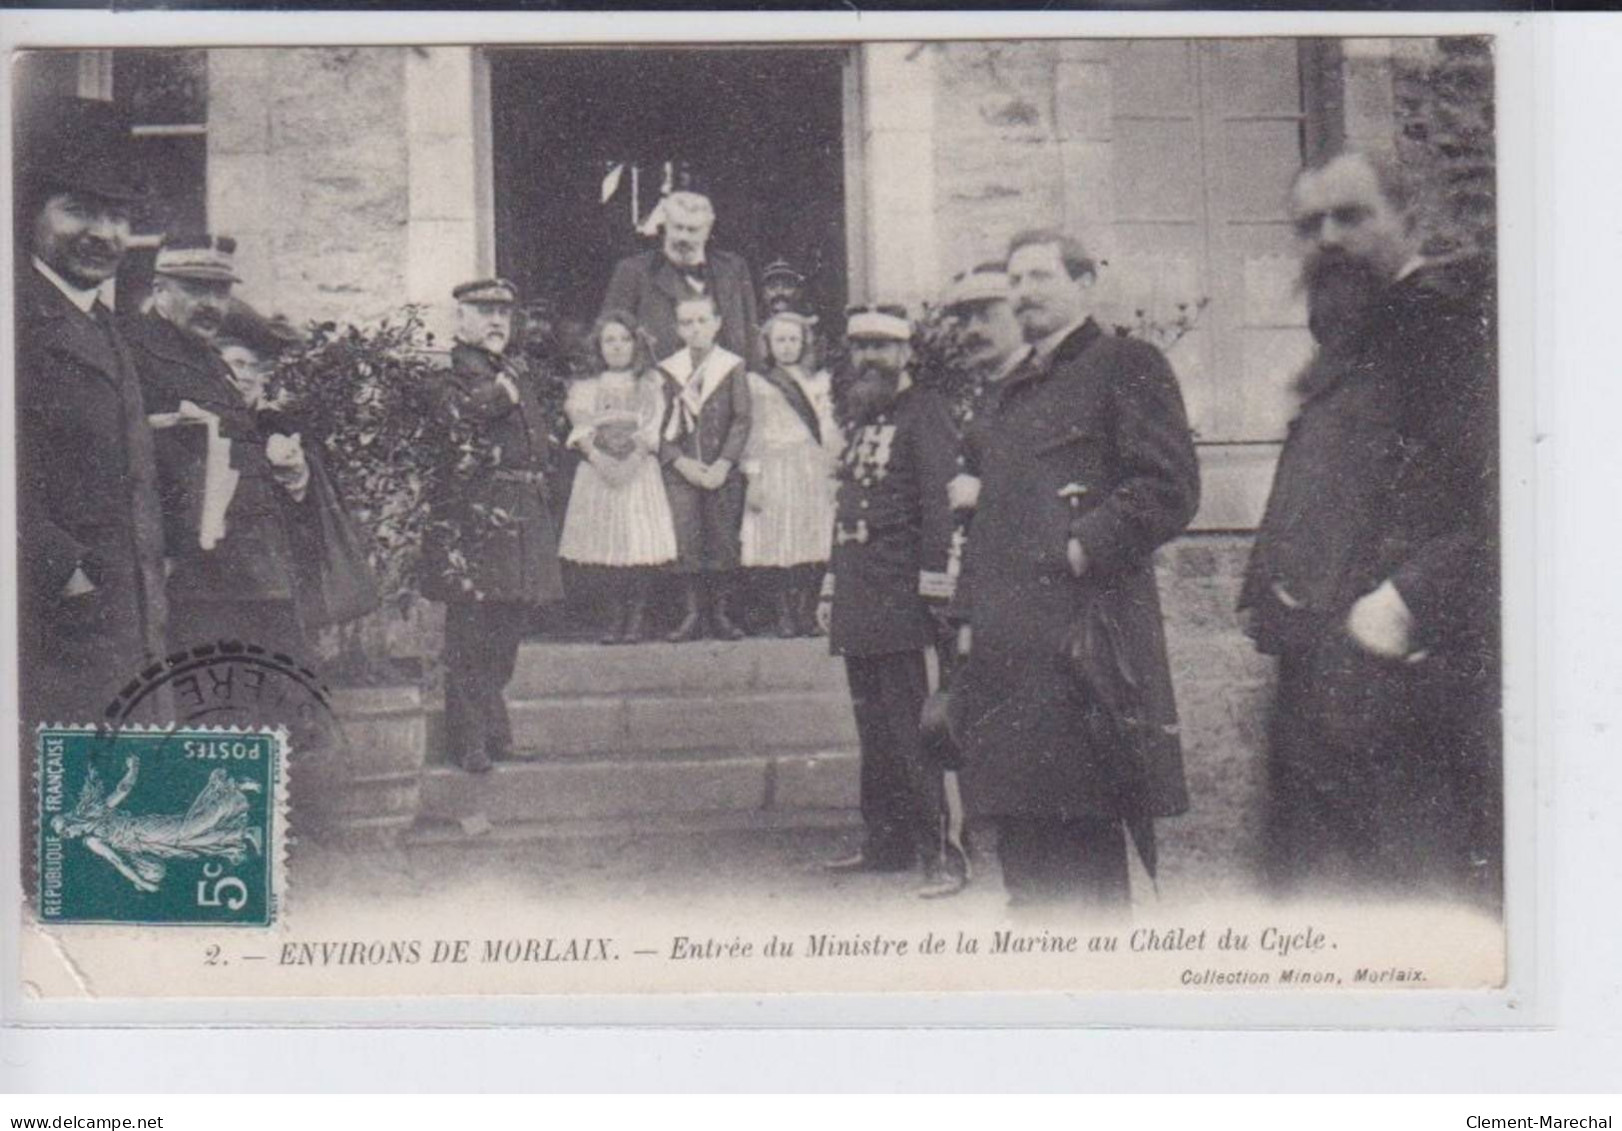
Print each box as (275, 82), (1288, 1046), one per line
(124, 233), (316, 661)
(816, 304), (960, 888)
(759, 258), (808, 317)
(423, 279), (565, 774)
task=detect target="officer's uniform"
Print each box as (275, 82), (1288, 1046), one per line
(824, 315), (960, 869)
(423, 279), (564, 772)
(124, 235), (316, 662)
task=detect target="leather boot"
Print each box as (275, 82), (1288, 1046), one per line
(620, 571), (649, 644)
(800, 567), (827, 636)
(600, 570), (626, 645)
(666, 576), (705, 643)
(710, 573), (745, 641)
(774, 571), (798, 638)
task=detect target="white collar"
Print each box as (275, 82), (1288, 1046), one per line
(33, 257), (102, 315)
(992, 344), (1033, 382)
(661, 344), (742, 410)
(1394, 256), (1427, 283)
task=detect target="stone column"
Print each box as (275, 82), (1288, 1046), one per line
(854, 43), (938, 313)
(207, 47), (491, 339)
(404, 46), (494, 343)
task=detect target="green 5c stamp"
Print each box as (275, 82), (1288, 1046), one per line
(36, 726), (286, 926)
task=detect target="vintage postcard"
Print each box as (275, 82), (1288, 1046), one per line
(1, 12), (1535, 1025)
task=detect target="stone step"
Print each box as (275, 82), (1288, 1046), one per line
(404, 806), (861, 848)
(506, 636), (847, 699)
(504, 689), (858, 758)
(417, 747), (860, 825)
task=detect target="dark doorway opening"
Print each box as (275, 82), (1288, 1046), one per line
(489, 47), (851, 641)
(489, 46), (851, 331)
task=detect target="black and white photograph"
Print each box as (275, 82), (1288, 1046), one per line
(4, 25), (1518, 1012)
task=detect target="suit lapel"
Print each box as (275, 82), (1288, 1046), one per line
(22, 272), (124, 391)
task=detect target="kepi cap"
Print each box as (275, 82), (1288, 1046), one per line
(942, 269), (1010, 310)
(154, 234), (241, 283)
(761, 259), (805, 285)
(453, 278), (517, 305)
(846, 302), (912, 342)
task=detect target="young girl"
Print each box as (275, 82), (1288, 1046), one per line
(740, 312), (841, 635)
(558, 312), (677, 643)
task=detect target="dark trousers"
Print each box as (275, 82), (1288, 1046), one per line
(997, 816), (1130, 909)
(663, 469), (744, 573)
(443, 600), (530, 762)
(167, 596), (306, 659)
(844, 650), (936, 865)
(1263, 653), (1501, 907)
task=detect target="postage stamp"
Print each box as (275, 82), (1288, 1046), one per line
(35, 726), (287, 927)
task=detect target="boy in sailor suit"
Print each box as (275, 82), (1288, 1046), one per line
(657, 294), (753, 641)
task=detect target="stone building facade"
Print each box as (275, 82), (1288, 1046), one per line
(32, 37), (1472, 530)
(18, 38), (1492, 845)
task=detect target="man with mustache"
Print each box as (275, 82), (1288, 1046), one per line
(422, 279), (564, 773)
(1241, 151), (1500, 905)
(601, 189), (760, 363)
(15, 97), (168, 731)
(948, 230), (1199, 914)
(816, 305), (960, 888)
(124, 234), (315, 661)
(940, 264), (1031, 516)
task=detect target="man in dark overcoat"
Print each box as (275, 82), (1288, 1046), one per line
(601, 190), (760, 363)
(816, 305), (961, 883)
(423, 279), (565, 773)
(124, 234), (316, 661)
(15, 97), (168, 730)
(1240, 151), (1500, 906)
(949, 230), (1200, 912)
(656, 293), (753, 642)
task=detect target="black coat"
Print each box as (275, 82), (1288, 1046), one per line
(124, 311), (311, 604)
(826, 383), (959, 657)
(1240, 257), (1499, 788)
(421, 343), (564, 606)
(16, 267), (168, 723)
(949, 321), (1200, 821)
(601, 248), (760, 364)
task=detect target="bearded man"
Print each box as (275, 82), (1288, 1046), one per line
(422, 279), (565, 774)
(1240, 150), (1500, 906)
(815, 305), (960, 889)
(601, 190), (760, 363)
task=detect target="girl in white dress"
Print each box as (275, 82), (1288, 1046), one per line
(558, 312), (677, 643)
(740, 312), (842, 636)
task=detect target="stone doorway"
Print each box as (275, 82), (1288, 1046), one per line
(488, 46), (852, 330)
(487, 46), (853, 641)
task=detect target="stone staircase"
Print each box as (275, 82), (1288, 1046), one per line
(411, 637), (863, 838)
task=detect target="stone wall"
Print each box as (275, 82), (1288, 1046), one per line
(207, 47), (489, 341)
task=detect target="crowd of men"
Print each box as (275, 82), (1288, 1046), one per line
(15, 94), (1500, 915)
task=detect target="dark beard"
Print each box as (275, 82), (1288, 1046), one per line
(843, 365), (902, 421)
(1302, 252), (1390, 354)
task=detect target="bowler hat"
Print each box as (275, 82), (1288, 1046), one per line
(17, 96), (148, 204)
